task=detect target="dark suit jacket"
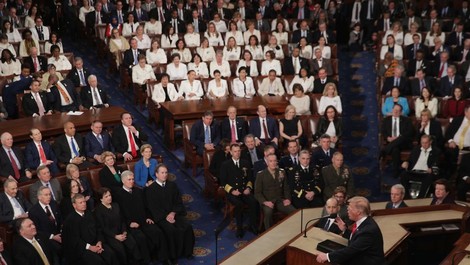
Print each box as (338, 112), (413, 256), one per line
(52, 133), (86, 164)
(132, 8), (149, 22)
(452, 46), (470, 62)
(405, 145), (441, 171)
(406, 59), (431, 77)
(85, 10), (109, 29)
(382, 115), (414, 150)
(312, 30), (336, 44)
(460, 61), (470, 79)
(311, 147), (336, 169)
(359, 0), (381, 21)
(316, 117), (342, 139)
(22, 91), (52, 117)
(385, 201), (408, 209)
(322, 164), (354, 200)
(80, 86), (109, 109)
(211, 7), (233, 20)
(249, 116), (279, 142)
(446, 32), (469, 47)
(99, 165), (124, 190)
(0, 191), (31, 223)
(111, 124), (148, 155)
(236, 7), (254, 19)
(164, 18), (186, 34)
(254, 19), (270, 32)
(29, 178), (63, 205)
(23, 56), (48, 72)
(0, 146), (28, 180)
(316, 217), (342, 234)
(189, 18), (207, 32)
(278, 155), (299, 170)
(445, 116), (468, 142)
(410, 77), (435, 96)
(84, 131), (113, 159)
(240, 147), (263, 167)
(416, 119), (444, 148)
(13, 233), (55, 265)
(313, 78), (336, 94)
(123, 48), (144, 69)
(67, 67), (90, 88)
(28, 200), (62, 235)
(310, 58), (333, 76)
(291, 30), (314, 44)
(219, 117), (248, 143)
(49, 79), (82, 112)
(438, 75), (463, 97)
(148, 7), (170, 21)
(219, 158), (253, 193)
(290, 7), (310, 19)
(24, 140), (58, 172)
(382, 76), (409, 95)
(329, 216), (386, 265)
(430, 195), (455, 205)
(405, 43), (428, 61)
(190, 120), (221, 155)
(283, 56), (309, 75)
(253, 159), (268, 179)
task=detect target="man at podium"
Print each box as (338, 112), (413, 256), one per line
(316, 196), (385, 265)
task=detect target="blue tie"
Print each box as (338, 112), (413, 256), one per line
(97, 134), (104, 148)
(204, 126), (210, 144)
(46, 183), (56, 201)
(71, 137), (79, 157)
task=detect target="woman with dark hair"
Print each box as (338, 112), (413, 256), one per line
(289, 67), (314, 94)
(44, 32), (63, 55)
(236, 50), (258, 77)
(172, 39), (192, 63)
(430, 179), (455, 205)
(380, 34), (403, 60)
(244, 35), (264, 60)
(299, 37), (312, 59)
(348, 23), (363, 52)
(272, 21), (288, 45)
(316, 105), (343, 147)
(2, 20), (21, 42)
(187, 53), (209, 78)
(24, 4), (39, 28)
(261, 50), (282, 75)
(0, 34), (17, 57)
(19, 29), (39, 57)
(223, 37), (241, 61)
(445, 87), (469, 118)
(243, 21), (261, 45)
(134, 144), (158, 188)
(161, 25), (178, 48)
(47, 44), (72, 71)
(105, 16), (122, 38)
(132, 54), (156, 91)
(146, 38), (167, 66)
(184, 24), (200, 47)
(232, 66), (256, 98)
(382, 87), (410, 116)
(166, 53), (188, 81)
(0, 48), (20, 77)
(415, 87), (438, 118)
(65, 163), (94, 210)
(94, 187), (145, 264)
(207, 70), (229, 99)
(122, 13), (139, 36)
(225, 21), (244, 46)
(60, 179), (81, 218)
(289, 83), (311, 115)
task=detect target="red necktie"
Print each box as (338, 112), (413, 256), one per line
(231, 120), (236, 143)
(262, 119), (270, 143)
(438, 63), (444, 78)
(128, 129), (137, 157)
(38, 144), (47, 164)
(351, 222), (357, 236)
(34, 57), (38, 72)
(8, 150), (20, 180)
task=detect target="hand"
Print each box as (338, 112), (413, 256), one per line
(128, 126), (137, 134)
(283, 199), (291, 206)
(145, 180), (154, 187)
(52, 234), (62, 243)
(123, 153), (133, 161)
(72, 157), (84, 164)
(96, 241), (103, 249)
(178, 96), (184, 100)
(427, 168), (432, 174)
(188, 92), (196, 97)
(305, 191), (314, 201)
(263, 201), (274, 208)
(255, 138), (261, 146)
(115, 234), (126, 241)
(16, 213), (28, 219)
(45, 160), (54, 165)
(166, 212), (176, 223)
(25, 170), (32, 179)
(243, 188), (251, 195)
(334, 216), (346, 232)
(94, 155), (103, 163)
(316, 252), (328, 263)
(401, 161), (408, 169)
(331, 136), (338, 143)
(204, 143), (215, 150)
(89, 245), (101, 253)
(231, 190), (241, 196)
(449, 142), (457, 149)
(272, 137), (279, 145)
(146, 218), (154, 224)
(104, 104), (109, 108)
(84, 196), (90, 201)
(129, 222), (139, 228)
(79, 105), (86, 111)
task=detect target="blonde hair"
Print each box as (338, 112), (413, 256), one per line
(101, 151), (115, 163)
(348, 196), (371, 216)
(284, 104), (296, 116)
(322, 82), (338, 97)
(140, 143), (152, 154)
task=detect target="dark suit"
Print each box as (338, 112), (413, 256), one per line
(0, 146), (29, 182)
(236, 7), (254, 19)
(257, 6), (274, 19)
(423, 18), (443, 31)
(381, 115), (414, 174)
(290, 7), (310, 19)
(189, 18), (207, 33)
(164, 18), (186, 34)
(240, 147), (263, 167)
(85, 131), (113, 159)
(406, 59), (430, 77)
(410, 77), (435, 96)
(52, 133), (86, 165)
(313, 78), (336, 94)
(416, 119), (444, 149)
(132, 8), (149, 22)
(329, 216), (386, 265)
(67, 67), (90, 88)
(85, 10), (109, 30)
(111, 124), (148, 156)
(291, 29), (314, 44)
(148, 7), (170, 22)
(400, 146), (441, 198)
(316, 217), (342, 234)
(385, 201), (408, 209)
(287, 165), (324, 208)
(322, 164), (354, 200)
(0, 191), (31, 224)
(438, 75), (463, 97)
(405, 43), (428, 60)
(29, 178), (63, 205)
(13, 233), (55, 265)
(254, 19), (270, 32)
(49, 79), (82, 112)
(219, 117), (248, 143)
(62, 210), (118, 265)
(312, 30), (336, 44)
(80, 86), (109, 109)
(279, 155), (299, 170)
(430, 195), (455, 205)
(446, 32), (469, 48)
(452, 47), (470, 62)
(311, 58), (333, 76)
(249, 116), (279, 145)
(22, 91), (52, 117)
(123, 48), (144, 70)
(283, 56), (308, 75)
(23, 55), (48, 73)
(24, 140), (59, 174)
(28, 201), (62, 244)
(190, 120), (220, 155)
(311, 147), (336, 169)
(382, 76), (409, 95)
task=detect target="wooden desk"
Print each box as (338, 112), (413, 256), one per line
(159, 96), (289, 149)
(440, 233), (470, 265)
(0, 106), (125, 144)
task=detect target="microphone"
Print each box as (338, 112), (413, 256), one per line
(303, 213), (337, 238)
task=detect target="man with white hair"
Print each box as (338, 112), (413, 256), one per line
(80, 75), (109, 109)
(0, 132), (32, 182)
(386, 184), (408, 209)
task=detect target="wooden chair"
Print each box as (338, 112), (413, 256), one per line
(182, 120), (203, 177)
(202, 149), (224, 201)
(132, 83), (148, 110)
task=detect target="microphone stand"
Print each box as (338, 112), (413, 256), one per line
(303, 214), (337, 238)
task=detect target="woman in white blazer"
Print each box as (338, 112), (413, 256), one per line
(232, 66), (256, 98)
(151, 73), (179, 104)
(236, 50), (259, 77)
(178, 70), (204, 100)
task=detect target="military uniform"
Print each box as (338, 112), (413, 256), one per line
(322, 164), (355, 201)
(287, 165), (324, 208)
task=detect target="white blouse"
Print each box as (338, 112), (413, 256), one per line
(244, 45), (264, 60)
(236, 20), (247, 32)
(179, 79), (204, 100)
(300, 45), (313, 59)
(211, 20), (228, 33)
(224, 31), (244, 46)
(171, 48), (192, 63)
(236, 60), (259, 76)
(160, 34), (178, 48)
(0, 43), (17, 57)
(122, 22), (140, 36)
(243, 30), (261, 45)
(144, 21), (162, 35)
(272, 32), (288, 45)
(132, 64), (156, 85)
(381, 30), (404, 46)
(196, 47), (216, 62)
(79, 6), (94, 24)
(166, 63), (188, 80)
(209, 60), (231, 77)
(0, 60), (21, 76)
(47, 56), (72, 71)
(264, 45), (284, 59)
(6, 30), (22, 42)
(318, 96), (343, 115)
(134, 34), (151, 49)
(184, 33), (201, 47)
(44, 42), (64, 54)
(207, 79), (228, 98)
(188, 62), (209, 78)
(204, 32), (224, 46)
(151, 83), (179, 103)
(223, 47), (241, 61)
(232, 77), (256, 97)
(146, 49), (167, 64)
(313, 45), (331, 59)
(290, 95), (311, 115)
(261, 59), (282, 76)
(424, 32), (446, 46)
(404, 32), (422, 46)
(415, 97), (438, 118)
(271, 19), (290, 31)
(289, 75), (315, 94)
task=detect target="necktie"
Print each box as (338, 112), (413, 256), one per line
(92, 87), (102, 105)
(8, 150), (20, 180)
(133, 50), (138, 65)
(160, 8), (165, 22)
(12, 197), (24, 213)
(118, 11), (123, 23)
(96, 12), (100, 24)
(326, 150), (330, 157)
(194, 19), (199, 32)
(420, 79), (425, 89)
(70, 137), (79, 157)
(367, 0), (372, 19)
(31, 239), (50, 265)
(298, 8), (302, 19)
(294, 57), (299, 74)
(45, 205), (56, 224)
(128, 129), (137, 157)
(220, 9), (224, 19)
(38, 144), (47, 164)
(351, 222), (358, 236)
(79, 70), (86, 86)
(231, 120), (236, 143)
(293, 157), (297, 165)
(459, 124), (470, 150)
(463, 50), (469, 63)
(258, 20), (262, 30)
(33, 57), (38, 72)
(414, 44), (417, 58)
(97, 134), (104, 148)
(46, 183), (56, 201)
(393, 118), (398, 137)
(34, 93), (46, 115)
(205, 125), (210, 144)
(262, 119), (270, 143)
(250, 149), (258, 164)
(137, 10), (141, 20)
(438, 63), (445, 78)
(242, 81), (247, 95)
(173, 19), (178, 33)
(235, 161), (239, 168)
(162, 182), (165, 187)
(37, 27), (44, 40)
(458, 33), (462, 46)
(324, 219), (331, 231)
(355, 3), (360, 21)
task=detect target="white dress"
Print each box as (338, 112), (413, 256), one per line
(134, 34), (151, 49)
(144, 21), (162, 35)
(289, 75), (315, 93)
(243, 30), (261, 45)
(236, 60), (259, 76)
(232, 77), (256, 97)
(264, 45), (284, 59)
(0, 60), (21, 76)
(318, 96), (343, 115)
(160, 34), (178, 48)
(244, 45), (264, 60)
(171, 48), (192, 63)
(223, 47), (241, 61)
(272, 32), (288, 45)
(47, 56), (72, 71)
(184, 33), (201, 47)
